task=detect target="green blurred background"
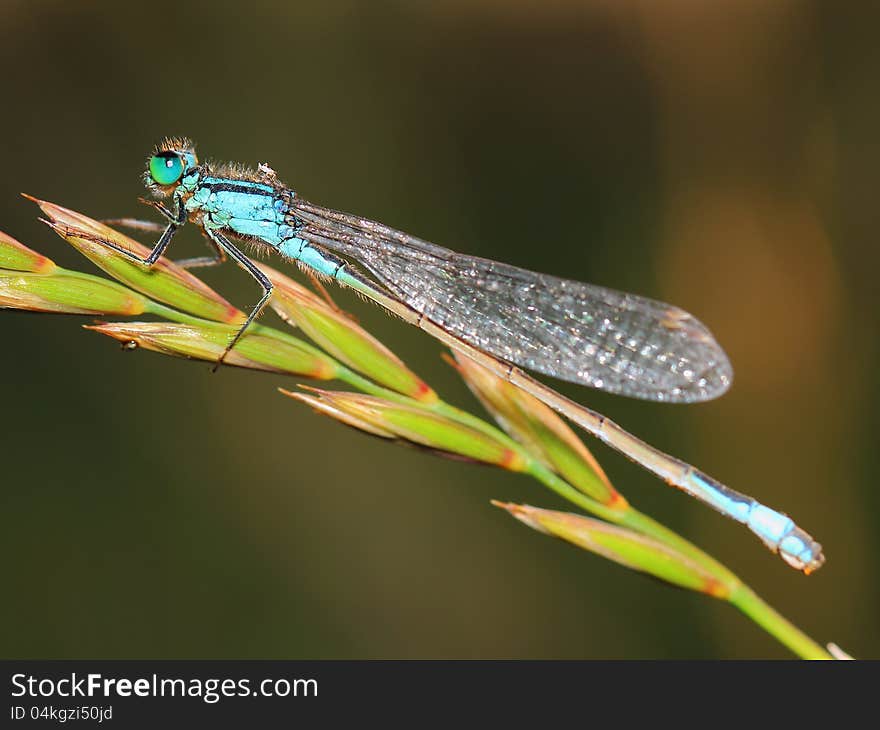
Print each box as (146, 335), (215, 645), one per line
(1, 1), (877, 659)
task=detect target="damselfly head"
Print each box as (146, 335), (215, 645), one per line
(144, 137), (198, 196)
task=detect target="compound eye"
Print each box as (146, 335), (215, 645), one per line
(149, 151), (185, 186)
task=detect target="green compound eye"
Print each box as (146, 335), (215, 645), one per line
(149, 151), (185, 186)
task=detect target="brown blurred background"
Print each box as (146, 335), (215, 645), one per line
(1, 1), (877, 658)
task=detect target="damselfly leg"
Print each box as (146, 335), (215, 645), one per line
(203, 228), (274, 369)
(46, 211), (270, 369)
(103, 200), (228, 270)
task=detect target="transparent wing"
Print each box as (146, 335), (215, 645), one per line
(290, 199), (733, 403)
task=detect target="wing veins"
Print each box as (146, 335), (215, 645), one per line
(289, 198), (732, 402)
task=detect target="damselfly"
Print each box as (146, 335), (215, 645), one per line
(60, 137), (824, 573)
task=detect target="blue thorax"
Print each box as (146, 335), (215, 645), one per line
(176, 171), (302, 249)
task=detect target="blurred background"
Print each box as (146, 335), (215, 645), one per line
(1, 1), (877, 659)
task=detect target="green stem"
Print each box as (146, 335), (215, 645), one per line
(529, 460), (830, 658)
(729, 584), (831, 659)
(527, 462), (830, 658)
